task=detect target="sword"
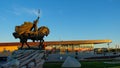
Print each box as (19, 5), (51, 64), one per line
(38, 9), (40, 18)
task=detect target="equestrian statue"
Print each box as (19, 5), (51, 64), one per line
(13, 14), (50, 49)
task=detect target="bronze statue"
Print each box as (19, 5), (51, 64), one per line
(13, 15), (50, 49)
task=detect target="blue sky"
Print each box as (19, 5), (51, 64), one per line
(0, 0), (120, 48)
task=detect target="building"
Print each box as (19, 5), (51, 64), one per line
(44, 40), (112, 54)
(0, 39), (112, 53)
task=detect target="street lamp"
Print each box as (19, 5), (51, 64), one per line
(107, 42), (111, 59)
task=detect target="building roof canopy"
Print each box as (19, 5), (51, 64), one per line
(45, 40), (112, 45)
(0, 39), (112, 46)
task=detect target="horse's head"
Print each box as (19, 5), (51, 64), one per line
(38, 26), (50, 37)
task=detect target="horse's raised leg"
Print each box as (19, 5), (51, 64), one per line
(20, 42), (24, 49)
(24, 38), (30, 49)
(39, 40), (42, 49)
(39, 39), (44, 49)
(25, 42), (30, 48)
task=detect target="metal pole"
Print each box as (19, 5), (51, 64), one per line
(115, 45), (117, 54)
(107, 43), (110, 58)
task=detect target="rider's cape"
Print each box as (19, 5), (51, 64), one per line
(15, 22), (33, 35)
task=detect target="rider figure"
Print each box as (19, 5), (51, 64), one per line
(32, 16), (40, 32)
(30, 16), (40, 42)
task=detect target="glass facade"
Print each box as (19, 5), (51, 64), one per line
(45, 44), (94, 53)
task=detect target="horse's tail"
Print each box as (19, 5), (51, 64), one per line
(13, 32), (20, 38)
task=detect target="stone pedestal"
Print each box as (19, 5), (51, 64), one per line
(2, 50), (45, 68)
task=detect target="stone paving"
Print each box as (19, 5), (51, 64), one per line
(46, 52), (120, 62)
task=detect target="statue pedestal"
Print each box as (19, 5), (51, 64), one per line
(2, 50), (45, 68)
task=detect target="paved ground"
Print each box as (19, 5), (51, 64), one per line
(46, 52), (120, 62)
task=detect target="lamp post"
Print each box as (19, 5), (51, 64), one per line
(115, 45), (117, 54)
(107, 42), (110, 59)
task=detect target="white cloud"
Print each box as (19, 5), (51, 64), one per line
(23, 8), (39, 16)
(12, 7), (41, 16)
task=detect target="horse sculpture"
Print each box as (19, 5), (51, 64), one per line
(13, 16), (50, 49)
